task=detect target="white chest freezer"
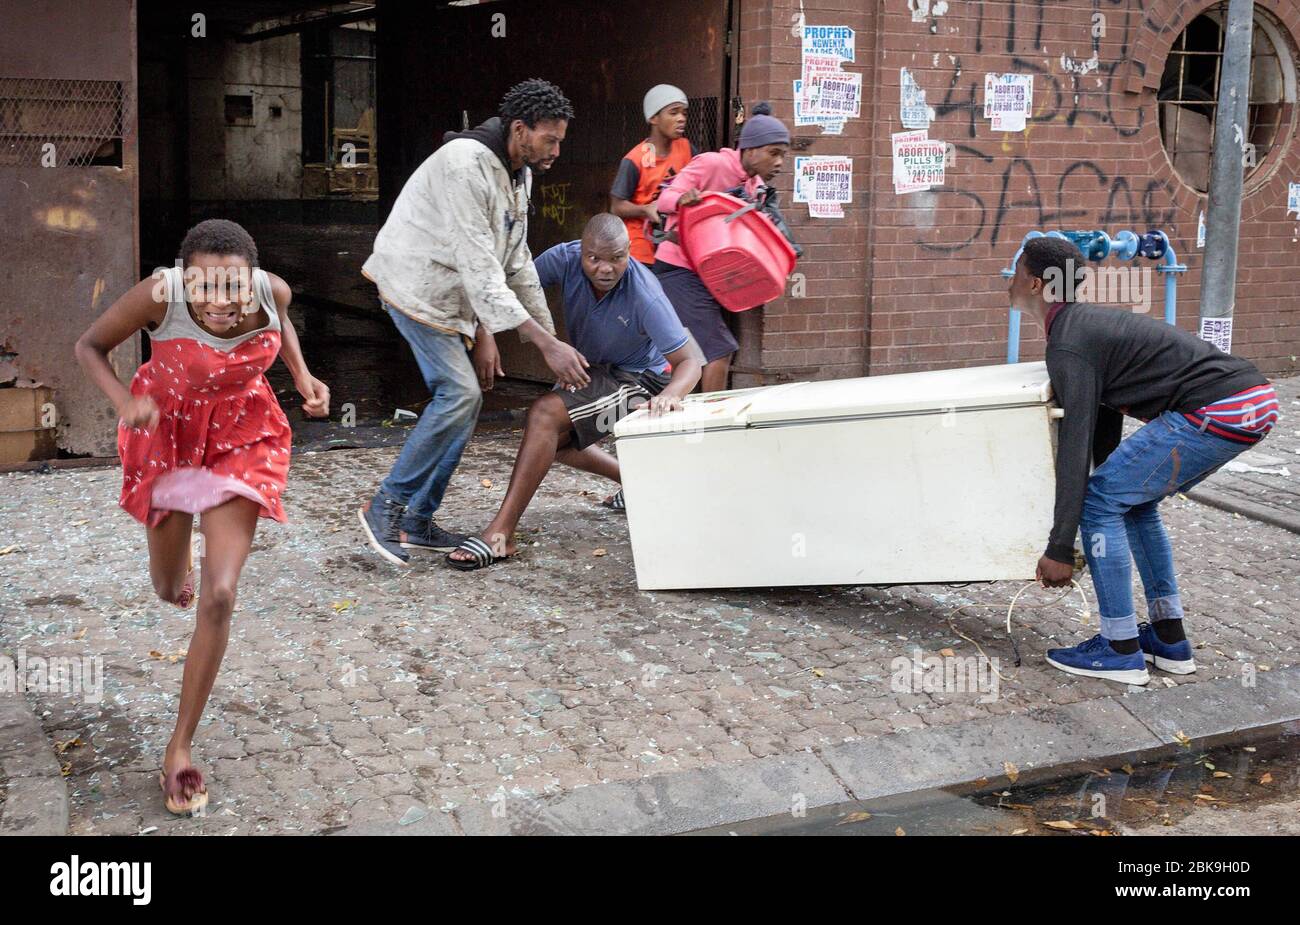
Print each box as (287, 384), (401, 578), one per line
(613, 362), (1059, 590)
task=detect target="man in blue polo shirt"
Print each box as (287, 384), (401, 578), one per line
(447, 213), (703, 570)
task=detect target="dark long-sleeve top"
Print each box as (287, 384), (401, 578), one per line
(1043, 302), (1268, 563)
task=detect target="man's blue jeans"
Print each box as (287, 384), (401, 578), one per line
(1080, 411), (1254, 642)
(378, 304), (482, 533)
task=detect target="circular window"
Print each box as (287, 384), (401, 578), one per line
(1157, 3), (1297, 193)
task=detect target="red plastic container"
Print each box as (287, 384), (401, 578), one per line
(677, 192), (797, 312)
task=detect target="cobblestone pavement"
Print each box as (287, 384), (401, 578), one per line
(2, 411), (1297, 835)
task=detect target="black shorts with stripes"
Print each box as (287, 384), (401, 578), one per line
(555, 364), (670, 450)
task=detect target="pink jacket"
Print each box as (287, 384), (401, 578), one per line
(655, 147), (765, 270)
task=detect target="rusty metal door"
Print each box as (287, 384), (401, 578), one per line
(0, 0), (139, 457)
(377, 0), (732, 380)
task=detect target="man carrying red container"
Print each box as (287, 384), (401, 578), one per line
(653, 103), (791, 393)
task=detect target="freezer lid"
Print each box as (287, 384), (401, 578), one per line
(743, 361), (1053, 425)
(613, 383), (806, 437)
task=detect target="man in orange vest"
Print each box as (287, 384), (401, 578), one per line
(609, 84), (696, 266)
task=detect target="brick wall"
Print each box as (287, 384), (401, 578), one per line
(736, 0), (1300, 384)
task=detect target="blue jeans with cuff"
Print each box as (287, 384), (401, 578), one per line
(378, 304), (482, 533)
(1079, 411), (1254, 642)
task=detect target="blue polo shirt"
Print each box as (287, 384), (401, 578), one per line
(533, 240), (690, 374)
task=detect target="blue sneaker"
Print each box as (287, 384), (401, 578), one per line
(357, 493), (409, 565)
(1045, 634), (1150, 685)
(1137, 622), (1196, 675)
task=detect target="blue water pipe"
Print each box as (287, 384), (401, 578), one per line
(1000, 229), (1189, 363)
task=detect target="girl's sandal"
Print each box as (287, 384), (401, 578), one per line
(172, 538), (196, 610)
(159, 766), (208, 815)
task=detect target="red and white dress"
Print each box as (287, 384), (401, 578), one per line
(118, 266), (292, 527)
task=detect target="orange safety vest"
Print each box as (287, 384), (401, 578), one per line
(619, 136), (693, 265)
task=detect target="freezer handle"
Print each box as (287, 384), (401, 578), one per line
(1048, 407), (1065, 419)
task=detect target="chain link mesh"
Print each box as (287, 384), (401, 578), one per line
(0, 77), (124, 167)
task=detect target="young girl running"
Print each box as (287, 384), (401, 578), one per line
(75, 219), (330, 815)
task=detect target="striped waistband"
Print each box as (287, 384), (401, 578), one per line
(1183, 383), (1278, 444)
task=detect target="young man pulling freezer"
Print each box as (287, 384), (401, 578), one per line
(446, 214), (703, 571)
(1009, 237), (1278, 685)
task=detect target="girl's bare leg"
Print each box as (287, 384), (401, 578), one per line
(163, 496), (260, 802)
(147, 511), (195, 604)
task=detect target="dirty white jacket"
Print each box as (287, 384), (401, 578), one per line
(362, 120), (554, 342)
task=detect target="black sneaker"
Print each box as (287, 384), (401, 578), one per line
(400, 518), (469, 552)
(357, 494), (409, 565)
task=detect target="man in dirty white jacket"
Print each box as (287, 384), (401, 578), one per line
(359, 79), (590, 565)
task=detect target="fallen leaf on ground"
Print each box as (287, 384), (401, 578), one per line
(60, 762), (72, 777)
(480, 479), (493, 488)
(592, 548), (607, 557)
(54, 737), (83, 754)
(811, 668), (824, 678)
(1194, 794), (1222, 802)
(895, 826), (906, 836)
(73, 628), (86, 640)
(0, 545), (21, 556)
(1121, 764), (1135, 775)
(1260, 773), (1273, 785)
(148, 650), (163, 659)
(70, 519), (89, 527)
(1173, 731), (1192, 747)
(1043, 820), (1078, 831)
(836, 811), (872, 825)
(939, 648), (955, 658)
(1213, 771), (1231, 778)
(1003, 761), (1020, 784)
(332, 600), (354, 613)
(1011, 828), (1029, 835)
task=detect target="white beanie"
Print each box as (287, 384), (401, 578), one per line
(643, 84), (688, 122)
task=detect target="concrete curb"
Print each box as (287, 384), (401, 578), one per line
(1187, 485), (1300, 536)
(331, 665), (1300, 836)
(0, 694), (69, 836)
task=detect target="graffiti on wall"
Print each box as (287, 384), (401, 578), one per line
(911, 0), (1182, 253)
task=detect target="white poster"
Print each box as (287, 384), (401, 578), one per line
(794, 155), (853, 218)
(1197, 210), (1206, 248)
(1199, 316), (1234, 354)
(900, 67), (932, 129)
(801, 24), (854, 62)
(984, 73), (1033, 132)
(892, 131), (945, 195)
(800, 24), (859, 120)
(793, 80), (845, 134)
(1288, 182), (1300, 218)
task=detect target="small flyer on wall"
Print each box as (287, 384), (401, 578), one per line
(891, 131), (946, 195)
(800, 24), (859, 120)
(801, 24), (854, 62)
(793, 80), (845, 133)
(1199, 316), (1234, 354)
(900, 67), (932, 129)
(984, 73), (1033, 131)
(794, 155), (853, 218)
(1288, 182), (1300, 218)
